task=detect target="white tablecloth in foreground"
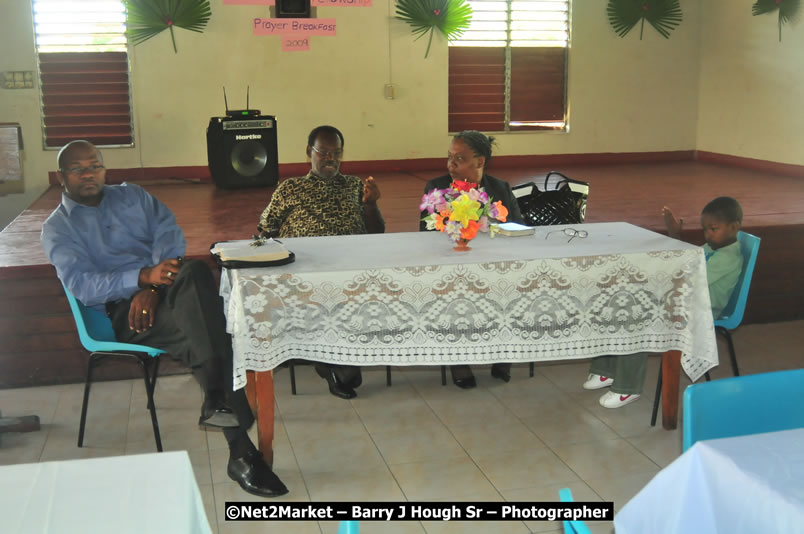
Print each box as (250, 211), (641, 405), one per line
(0, 451), (212, 534)
(615, 428), (804, 534)
(221, 223), (718, 390)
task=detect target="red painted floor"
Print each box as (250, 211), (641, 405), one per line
(4, 160), (804, 268)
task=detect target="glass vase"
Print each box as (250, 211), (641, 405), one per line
(453, 238), (472, 252)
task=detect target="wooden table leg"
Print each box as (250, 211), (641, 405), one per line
(247, 370), (275, 467)
(245, 371), (257, 411)
(661, 350), (682, 430)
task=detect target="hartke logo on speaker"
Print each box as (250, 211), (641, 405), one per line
(235, 134), (262, 140)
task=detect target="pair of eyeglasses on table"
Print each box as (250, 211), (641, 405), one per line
(544, 227), (588, 243)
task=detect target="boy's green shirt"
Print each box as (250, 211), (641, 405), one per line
(703, 240), (743, 319)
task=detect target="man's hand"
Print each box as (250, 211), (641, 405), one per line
(257, 228), (278, 239)
(362, 176), (381, 205)
(128, 288), (160, 333)
(662, 206), (684, 239)
(138, 258), (182, 287)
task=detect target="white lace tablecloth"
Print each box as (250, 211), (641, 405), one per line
(221, 223), (717, 390)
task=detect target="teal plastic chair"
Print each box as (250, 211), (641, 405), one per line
(559, 488), (592, 534)
(682, 368), (804, 452)
(337, 521), (359, 534)
(62, 282), (166, 452)
(713, 231), (761, 377)
(651, 231), (761, 426)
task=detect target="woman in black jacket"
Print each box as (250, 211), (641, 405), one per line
(420, 130), (524, 389)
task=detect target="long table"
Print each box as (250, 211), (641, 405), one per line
(615, 428), (804, 533)
(221, 223), (718, 461)
(0, 451), (212, 533)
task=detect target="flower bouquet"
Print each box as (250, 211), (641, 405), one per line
(420, 180), (509, 251)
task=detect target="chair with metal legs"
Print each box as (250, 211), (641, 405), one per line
(559, 488), (592, 534)
(337, 520), (359, 534)
(709, 231), (761, 378)
(62, 283), (166, 451)
(682, 368), (804, 452)
(651, 231), (761, 426)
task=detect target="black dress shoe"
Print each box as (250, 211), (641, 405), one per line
(198, 397), (240, 428)
(453, 376), (477, 389)
(323, 369), (357, 399)
(491, 363), (511, 383)
(452, 376), (477, 389)
(451, 365), (477, 389)
(228, 449), (289, 497)
(199, 396), (239, 428)
(343, 368), (362, 389)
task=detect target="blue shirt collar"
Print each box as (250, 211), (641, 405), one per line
(60, 187), (105, 216)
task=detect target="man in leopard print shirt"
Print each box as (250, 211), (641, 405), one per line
(257, 125), (384, 399)
(258, 125), (384, 238)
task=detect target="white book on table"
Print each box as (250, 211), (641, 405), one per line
(211, 239), (290, 262)
(490, 222), (536, 237)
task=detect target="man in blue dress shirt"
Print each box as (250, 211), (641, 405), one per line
(41, 140), (287, 497)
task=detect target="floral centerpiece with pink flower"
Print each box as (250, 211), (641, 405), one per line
(420, 180), (509, 248)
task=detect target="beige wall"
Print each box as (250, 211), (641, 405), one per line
(1, 0), (798, 228)
(0, 0), (51, 228)
(506, 0), (700, 156)
(697, 0), (804, 165)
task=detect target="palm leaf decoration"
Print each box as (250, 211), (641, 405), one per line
(607, 0), (682, 40)
(124, 0), (212, 53)
(396, 0), (473, 58)
(752, 0), (801, 41)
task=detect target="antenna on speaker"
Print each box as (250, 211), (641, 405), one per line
(221, 85), (260, 118)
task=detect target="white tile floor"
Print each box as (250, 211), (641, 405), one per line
(1, 320), (802, 533)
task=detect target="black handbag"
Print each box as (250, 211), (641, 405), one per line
(513, 171), (589, 226)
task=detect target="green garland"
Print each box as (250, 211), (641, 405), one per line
(396, 0), (473, 58)
(607, 0), (682, 40)
(124, 0), (212, 54)
(752, 0), (801, 41)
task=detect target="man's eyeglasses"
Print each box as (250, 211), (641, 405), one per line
(311, 146), (344, 159)
(545, 227), (588, 243)
(61, 164), (105, 177)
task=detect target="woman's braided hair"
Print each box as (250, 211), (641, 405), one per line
(453, 130), (496, 165)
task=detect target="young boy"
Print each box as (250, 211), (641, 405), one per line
(583, 197), (744, 408)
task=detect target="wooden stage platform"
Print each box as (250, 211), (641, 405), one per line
(2, 160), (803, 388)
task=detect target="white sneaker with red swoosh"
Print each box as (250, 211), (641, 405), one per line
(599, 391), (641, 408)
(583, 373), (614, 390)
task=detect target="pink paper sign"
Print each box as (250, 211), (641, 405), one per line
(225, 0), (275, 4)
(281, 36), (311, 51)
(253, 18), (336, 36)
(311, 0), (372, 6)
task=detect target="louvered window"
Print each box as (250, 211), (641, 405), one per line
(33, 0), (133, 148)
(449, 0), (569, 132)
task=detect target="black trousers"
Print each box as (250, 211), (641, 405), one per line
(107, 260), (253, 434)
(451, 363), (511, 380)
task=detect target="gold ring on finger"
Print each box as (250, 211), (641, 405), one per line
(167, 271), (173, 278)
(142, 309), (149, 315)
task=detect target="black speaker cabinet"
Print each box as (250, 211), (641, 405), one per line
(207, 116), (279, 189)
(277, 0), (311, 18)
